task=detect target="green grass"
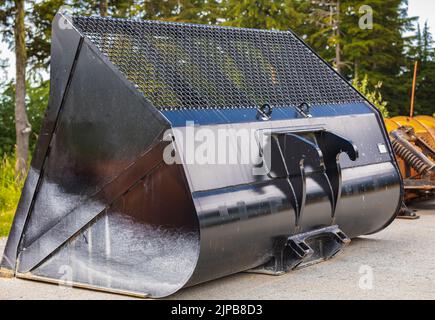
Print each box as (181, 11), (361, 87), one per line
(0, 155), (23, 237)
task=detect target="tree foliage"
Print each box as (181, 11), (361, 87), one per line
(403, 21), (435, 116)
(0, 80), (49, 155)
(352, 75), (389, 118)
(0, 153), (23, 236)
(220, 0), (305, 30)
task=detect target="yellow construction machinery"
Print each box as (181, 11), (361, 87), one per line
(385, 116), (435, 206)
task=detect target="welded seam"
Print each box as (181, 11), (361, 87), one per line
(20, 159), (165, 273)
(14, 36), (85, 272)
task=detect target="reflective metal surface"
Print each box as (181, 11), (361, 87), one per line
(1, 13), (402, 298)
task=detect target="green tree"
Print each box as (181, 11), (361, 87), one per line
(352, 75), (389, 118)
(305, 0), (415, 116)
(0, 83), (15, 156)
(0, 49), (8, 83)
(308, 0), (344, 74)
(28, 0), (138, 71)
(404, 22), (435, 116)
(26, 0), (66, 70)
(0, 80), (49, 156)
(8, 0), (30, 179)
(137, 0), (218, 24)
(345, 0), (414, 116)
(220, 0), (306, 30)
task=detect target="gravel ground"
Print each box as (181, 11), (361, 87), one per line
(0, 200), (434, 300)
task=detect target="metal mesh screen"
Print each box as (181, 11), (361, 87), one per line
(73, 16), (364, 110)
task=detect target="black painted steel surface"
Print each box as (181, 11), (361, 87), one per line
(1, 12), (402, 298)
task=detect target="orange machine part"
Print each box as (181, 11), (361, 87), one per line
(415, 115), (435, 142)
(386, 115), (435, 201)
(390, 116), (435, 150)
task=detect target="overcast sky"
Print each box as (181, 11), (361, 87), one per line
(1, 0), (434, 81)
(408, 0), (435, 34)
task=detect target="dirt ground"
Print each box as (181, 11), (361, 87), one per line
(0, 200), (434, 300)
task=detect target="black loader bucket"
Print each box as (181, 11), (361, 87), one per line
(1, 12), (402, 298)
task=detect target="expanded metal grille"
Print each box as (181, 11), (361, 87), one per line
(73, 16), (364, 110)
